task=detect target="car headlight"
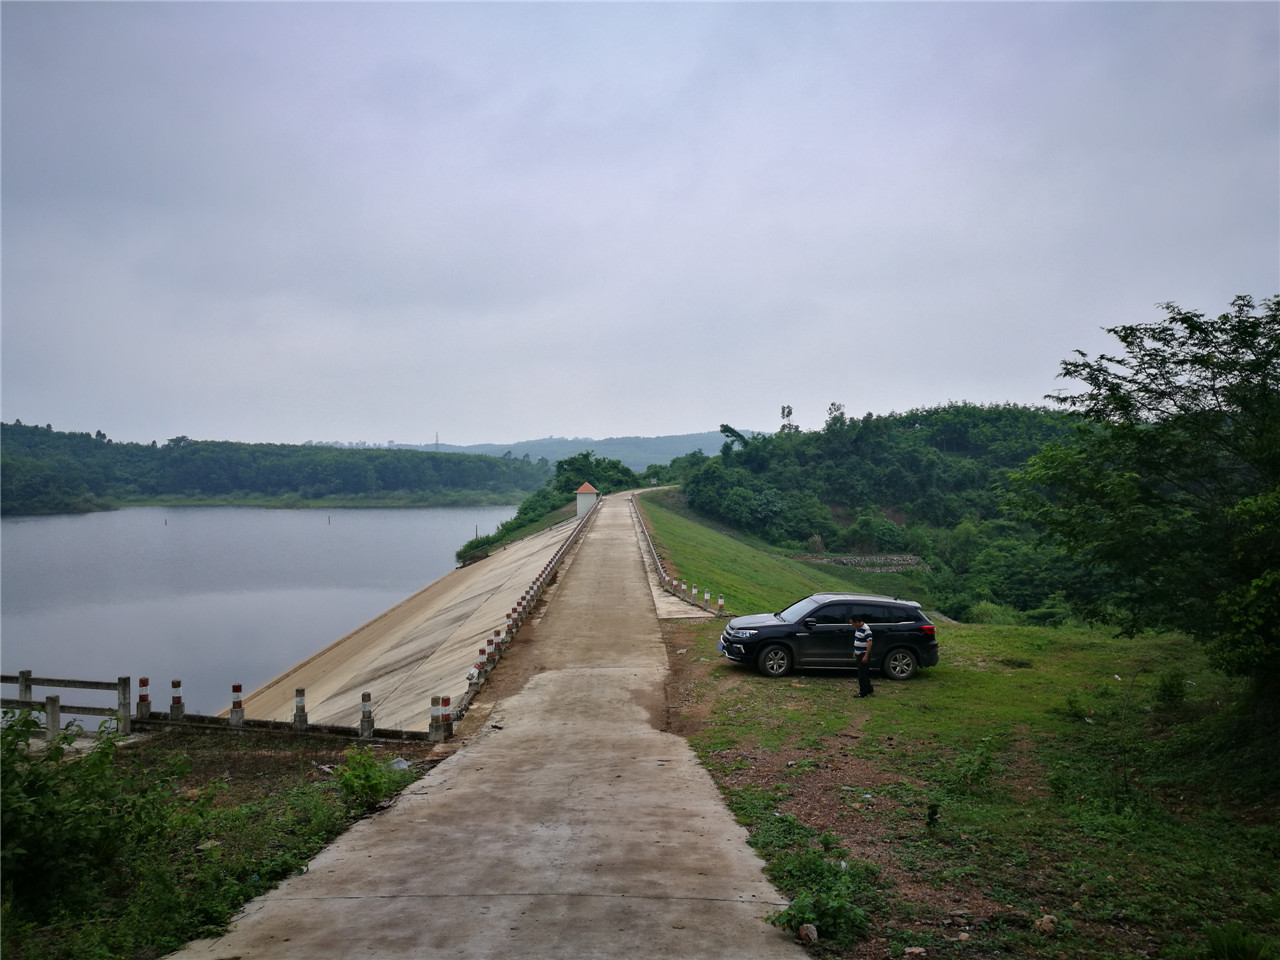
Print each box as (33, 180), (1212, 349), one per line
(729, 628), (757, 639)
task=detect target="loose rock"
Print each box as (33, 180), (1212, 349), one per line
(1034, 914), (1059, 935)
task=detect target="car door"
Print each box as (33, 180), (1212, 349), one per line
(849, 604), (894, 667)
(853, 603), (916, 667)
(799, 601), (854, 667)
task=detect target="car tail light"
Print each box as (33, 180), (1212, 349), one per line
(922, 624), (935, 637)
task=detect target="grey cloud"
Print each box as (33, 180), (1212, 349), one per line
(3, 2), (1275, 445)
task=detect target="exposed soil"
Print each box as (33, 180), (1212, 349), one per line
(117, 583), (1210, 958)
(122, 729), (446, 807)
(660, 619), (1060, 959)
(467, 602), (1025, 956)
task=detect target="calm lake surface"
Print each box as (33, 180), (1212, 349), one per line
(1, 505), (515, 717)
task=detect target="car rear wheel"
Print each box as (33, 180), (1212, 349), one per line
(883, 648), (918, 681)
(757, 644), (794, 678)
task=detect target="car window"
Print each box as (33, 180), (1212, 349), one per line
(780, 596), (824, 623)
(851, 604), (894, 623)
(811, 602), (852, 624)
(877, 605), (918, 623)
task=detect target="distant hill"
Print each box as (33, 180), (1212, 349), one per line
(392, 432), (744, 473)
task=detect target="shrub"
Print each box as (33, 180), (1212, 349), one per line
(1203, 921), (1277, 959)
(1154, 668), (1190, 709)
(335, 745), (416, 812)
(1, 711), (187, 921)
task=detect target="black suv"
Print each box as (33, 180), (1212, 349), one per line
(718, 593), (938, 680)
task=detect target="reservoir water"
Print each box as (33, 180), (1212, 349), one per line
(0, 505), (516, 718)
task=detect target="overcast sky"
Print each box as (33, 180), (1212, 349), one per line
(3, 2), (1277, 447)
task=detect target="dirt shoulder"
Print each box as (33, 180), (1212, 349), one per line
(659, 618), (1027, 959)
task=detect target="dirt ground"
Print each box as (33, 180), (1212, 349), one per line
(453, 595), (1014, 957)
(656, 618), (1057, 959)
(135, 589), (1139, 958)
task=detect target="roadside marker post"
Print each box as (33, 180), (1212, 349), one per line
(429, 695), (454, 742)
(137, 676), (152, 719)
(292, 688), (307, 731)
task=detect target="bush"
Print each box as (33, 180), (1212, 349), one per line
(1203, 921), (1277, 960)
(335, 745), (417, 812)
(1154, 668), (1190, 709)
(1, 711), (187, 921)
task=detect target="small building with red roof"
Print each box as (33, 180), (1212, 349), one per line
(575, 482), (599, 517)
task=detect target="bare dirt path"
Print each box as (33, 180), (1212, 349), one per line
(166, 495), (803, 960)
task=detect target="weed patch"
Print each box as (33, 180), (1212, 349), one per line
(725, 786), (886, 950)
(1, 720), (436, 960)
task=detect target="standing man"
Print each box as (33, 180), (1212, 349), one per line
(851, 615), (874, 698)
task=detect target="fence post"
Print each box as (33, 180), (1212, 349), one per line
(429, 695), (443, 742)
(229, 684), (244, 727)
(429, 694), (454, 743)
(117, 677), (131, 735)
(359, 692), (374, 738)
(292, 688), (308, 732)
(18, 669), (31, 703)
(44, 694), (61, 742)
(137, 676), (151, 719)
(169, 680), (185, 720)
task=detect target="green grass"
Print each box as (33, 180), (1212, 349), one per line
(637, 489), (934, 614)
(1, 727), (429, 960)
(641, 494), (1280, 958)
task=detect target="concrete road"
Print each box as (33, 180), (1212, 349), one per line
(167, 496), (803, 959)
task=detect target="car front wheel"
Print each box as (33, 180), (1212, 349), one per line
(757, 644), (794, 678)
(883, 648), (918, 681)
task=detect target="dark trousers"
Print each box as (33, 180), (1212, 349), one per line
(857, 654), (873, 696)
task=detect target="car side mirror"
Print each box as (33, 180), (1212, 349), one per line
(803, 618), (817, 629)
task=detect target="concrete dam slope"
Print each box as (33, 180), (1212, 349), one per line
(170, 494), (803, 960)
(238, 516), (579, 730)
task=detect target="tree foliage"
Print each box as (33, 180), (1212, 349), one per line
(1007, 295), (1280, 698)
(0, 423), (552, 514)
(455, 451), (641, 563)
(687, 403), (1072, 542)
(679, 403), (1077, 618)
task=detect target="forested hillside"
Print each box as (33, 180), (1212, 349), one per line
(0, 422), (552, 515)
(400, 430), (738, 473)
(683, 402), (1079, 622)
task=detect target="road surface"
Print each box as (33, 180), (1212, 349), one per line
(168, 495), (803, 959)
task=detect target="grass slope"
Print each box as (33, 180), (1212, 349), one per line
(639, 488), (933, 615)
(637, 490), (1279, 960)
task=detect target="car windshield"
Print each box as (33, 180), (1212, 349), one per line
(779, 596), (824, 623)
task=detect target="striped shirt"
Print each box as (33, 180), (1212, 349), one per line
(853, 624), (872, 653)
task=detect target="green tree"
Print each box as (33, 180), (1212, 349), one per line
(1007, 295), (1280, 704)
